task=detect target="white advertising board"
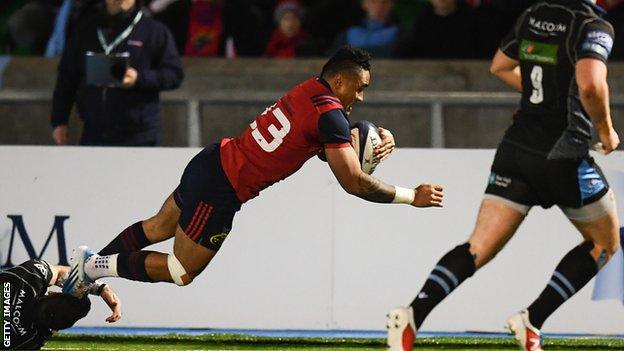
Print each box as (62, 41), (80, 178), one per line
(0, 146), (623, 334)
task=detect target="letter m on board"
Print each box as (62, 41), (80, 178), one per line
(3, 215), (69, 268)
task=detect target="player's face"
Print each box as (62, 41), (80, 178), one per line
(335, 69), (370, 115)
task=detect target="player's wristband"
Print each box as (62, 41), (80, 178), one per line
(393, 186), (415, 204)
(89, 281), (107, 296)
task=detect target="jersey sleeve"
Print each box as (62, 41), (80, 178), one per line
(499, 12), (526, 60)
(318, 109), (351, 148)
(7, 259), (52, 295)
(576, 20), (614, 63)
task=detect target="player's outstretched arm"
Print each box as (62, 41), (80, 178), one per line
(99, 285), (122, 323)
(490, 49), (521, 92)
(325, 146), (443, 207)
(576, 58), (619, 154)
(49, 264), (122, 322)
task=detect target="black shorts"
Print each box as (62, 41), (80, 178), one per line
(174, 143), (241, 251)
(485, 142), (609, 209)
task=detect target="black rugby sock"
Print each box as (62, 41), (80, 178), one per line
(527, 241), (598, 329)
(99, 221), (150, 255)
(410, 243), (476, 329)
(116, 251), (157, 282)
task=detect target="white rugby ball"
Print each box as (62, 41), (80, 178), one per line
(351, 120), (381, 175)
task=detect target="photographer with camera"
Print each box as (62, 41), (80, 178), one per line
(51, 0), (184, 146)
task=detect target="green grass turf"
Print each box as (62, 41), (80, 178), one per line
(43, 334), (624, 350)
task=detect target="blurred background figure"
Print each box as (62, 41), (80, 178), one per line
(264, 0), (317, 58)
(605, 0), (623, 60)
(331, 0), (399, 58)
(5, 0), (57, 55)
(50, 0), (184, 146)
(391, 0), (429, 36)
(145, 0), (191, 54)
(45, 0), (100, 57)
(45, 0), (73, 57)
(0, 1), (24, 54)
(396, 0), (480, 59)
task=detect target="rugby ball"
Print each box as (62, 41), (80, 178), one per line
(351, 120), (381, 174)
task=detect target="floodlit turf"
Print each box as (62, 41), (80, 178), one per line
(44, 334), (624, 350)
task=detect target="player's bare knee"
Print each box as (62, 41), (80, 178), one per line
(167, 254), (194, 286)
(142, 217), (159, 234)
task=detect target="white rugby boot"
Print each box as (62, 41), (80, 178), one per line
(506, 310), (543, 351)
(62, 245), (95, 297)
(386, 306), (416, 351)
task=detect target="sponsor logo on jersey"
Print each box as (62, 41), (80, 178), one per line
(520, 40), (558, 64)
(488, 172), (512, 188)
(209, 233), (228, 246)
(2, 282), (10, 347)
(12, 289), (28, 337)
(34, 263), (48, 277)
(528, 17), (567, 35)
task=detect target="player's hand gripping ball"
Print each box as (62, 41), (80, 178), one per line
(351, 120), (382, 175)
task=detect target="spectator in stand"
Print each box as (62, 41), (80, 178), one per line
(396, 0), (480, 59)
(605, 0), (623, 60)
(184, 0), (224, 56)
(331, 0), (399, 58)
(45, 0), (72, 57)
(50, 0), (184, 146)
(46, 0), (99, 57)
(0, 1), (24, 54)
(7, 0), (57, 55)
(264, 0), (316, 58)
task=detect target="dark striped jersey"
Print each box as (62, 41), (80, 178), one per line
(1, 260), (53, 350)
(220, 77), (351, 203)
(500, 0), (615, 159)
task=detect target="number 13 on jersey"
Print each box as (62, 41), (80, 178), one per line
(250, 104), (292, 152)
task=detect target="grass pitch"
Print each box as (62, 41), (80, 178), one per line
(44, 333), (624, 350)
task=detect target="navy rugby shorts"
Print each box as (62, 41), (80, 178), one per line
(485, 142), (609, 210)
(174, 143), (241, 251)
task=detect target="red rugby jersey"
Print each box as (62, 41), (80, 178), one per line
(220, 77), (351, 203)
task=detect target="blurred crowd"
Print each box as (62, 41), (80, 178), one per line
(1, 0), (623, 60)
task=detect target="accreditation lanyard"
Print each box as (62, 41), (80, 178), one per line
(97, 11), (143, 55)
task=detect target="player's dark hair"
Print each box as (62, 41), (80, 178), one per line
(33, 294), (91, 330)
(321, 46), (371, 79)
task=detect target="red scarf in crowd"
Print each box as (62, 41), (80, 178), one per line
(185, 0), (223, 56)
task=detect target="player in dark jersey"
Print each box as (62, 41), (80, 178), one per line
(63, 47), (444, 295)
(386, 2), (618, 351)
(1, 259), (121, 350)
